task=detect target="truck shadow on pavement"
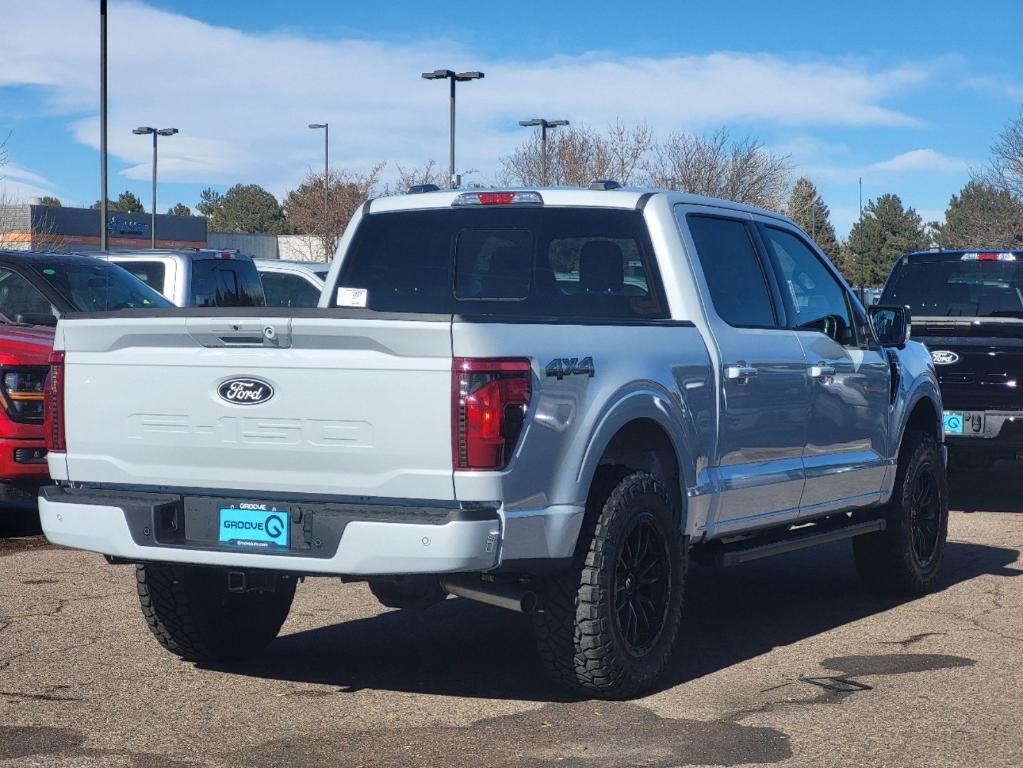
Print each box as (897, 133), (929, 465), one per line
(949, 459), (1023, 513)
(210, 536), (1019, 702)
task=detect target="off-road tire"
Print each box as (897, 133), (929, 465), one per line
(853, 430), (948, 594)
(532, 471), (685, 699)
(136, 563), (296, 662)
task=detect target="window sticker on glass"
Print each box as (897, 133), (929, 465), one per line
(337, 286), (368, 307)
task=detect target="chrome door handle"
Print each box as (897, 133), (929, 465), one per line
(724, 364), (759, 382)
(809, 364), (837, 379)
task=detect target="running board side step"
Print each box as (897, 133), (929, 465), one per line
(718, 518), (886, 567)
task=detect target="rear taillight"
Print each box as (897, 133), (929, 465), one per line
(44, 351), (65, 451)
(452, 358), (532, 470)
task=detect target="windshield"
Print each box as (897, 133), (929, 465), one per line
(31, 260), (173, 312)
(883, 259), (1023, 318)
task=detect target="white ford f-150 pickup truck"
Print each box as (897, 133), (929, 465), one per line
(40, 186), (946, 698)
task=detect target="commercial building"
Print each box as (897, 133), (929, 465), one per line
(0, 203), (206, 251)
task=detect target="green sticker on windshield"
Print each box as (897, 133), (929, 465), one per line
(43, 268), (56, 275)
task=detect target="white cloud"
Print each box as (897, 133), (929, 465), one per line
(1, 0), (938, 197)
(871, 149), (968, 174)
(2, 163), (52, 188)
(0, 160), (55, 203)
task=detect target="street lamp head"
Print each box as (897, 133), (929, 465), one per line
(519, 119), (543, 127)
(132, 126), (155, 135)
(549, 120), (570, 127)
(308, 123), (327, 129)
(156, 128), (178, 136)
(422, 69), (455, 80)
(455, 71), (484, 81)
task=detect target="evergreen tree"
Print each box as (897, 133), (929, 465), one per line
(91, 190), (145, 213)
(38, 196), (61, 207)
(847, 194), (930, 286)
(196, 184), (287, 233)
(932, 180), (1023, 249)
(167, 203), (192, 216)
(785, 177), (841, 264)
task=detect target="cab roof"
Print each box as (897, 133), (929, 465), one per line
(366, 186), (793, 225)
(904, 249), (1023, 261)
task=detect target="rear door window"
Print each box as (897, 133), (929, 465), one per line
(685, 215), (777, 328)
(191, 259), (265, 307)
(261, 271), (323, 307)
(334, 207), (667, 320)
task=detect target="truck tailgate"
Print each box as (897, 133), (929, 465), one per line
(57, 315), (454, 500)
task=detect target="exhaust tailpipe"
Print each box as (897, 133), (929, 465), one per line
(440, 575), (538, 614)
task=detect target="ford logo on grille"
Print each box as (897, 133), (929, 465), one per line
(218, 377), (275, 405)
(930, 350), (960, 365)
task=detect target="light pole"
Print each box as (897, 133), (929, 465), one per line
(132, 126), (178, 248)
(518, 118), (569, 186)
(308, 123), (329, 217)
(99, 0), (108, 251)
(421, 69), (484, 187)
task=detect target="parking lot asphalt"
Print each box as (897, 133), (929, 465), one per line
(1, 469), (1021, 768)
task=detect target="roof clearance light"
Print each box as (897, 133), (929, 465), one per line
(452, 191), (543, 207)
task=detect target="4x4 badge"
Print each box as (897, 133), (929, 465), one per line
(930, 350), (959, 365)
(545, 357), (595, 380)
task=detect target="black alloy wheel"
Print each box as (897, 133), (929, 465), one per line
(612, 512), (671, 655)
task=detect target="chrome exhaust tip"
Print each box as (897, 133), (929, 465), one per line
(440, 575), (537, 614)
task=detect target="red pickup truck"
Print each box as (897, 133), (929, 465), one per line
(0, 250), (173, 502)
(0, 324), (53, 500)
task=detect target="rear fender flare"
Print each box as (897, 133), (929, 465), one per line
(571, 384), (699, 532)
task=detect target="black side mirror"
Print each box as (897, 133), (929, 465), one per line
(868, 305), (910, 347)
(15, 313), (58, 327)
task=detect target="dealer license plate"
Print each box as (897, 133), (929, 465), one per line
(218, 504), (290, 550)
(942, 411), (964, 435)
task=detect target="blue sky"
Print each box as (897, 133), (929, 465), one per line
(2, 0), (1022, 236)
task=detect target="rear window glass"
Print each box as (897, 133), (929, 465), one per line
(883, 258), (1023, 318)
(333, 208), (667, 320)
(119, 261), (166, 292)
(191, 259), (265, 307)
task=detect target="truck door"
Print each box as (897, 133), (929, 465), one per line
(757, 224), (889, 514)
(678, 209), (810, 533)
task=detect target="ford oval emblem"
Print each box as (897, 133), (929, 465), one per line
(930, 350), (960, 366)
(218, 377), (275, 405)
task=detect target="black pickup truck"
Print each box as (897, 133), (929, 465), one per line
(882, 249), (1023, 470)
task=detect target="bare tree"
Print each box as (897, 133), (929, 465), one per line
(390, 160), (446, 193)
(984, 108), (1023, 201)
(500, 120), (653, 187)
(283, 164), (384, 260)
(644, 128), (791, 210)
